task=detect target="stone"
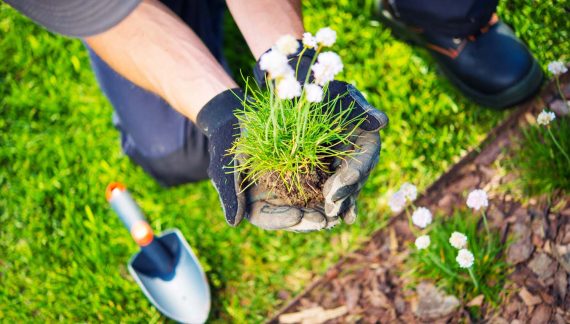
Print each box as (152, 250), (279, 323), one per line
(531, 216), (547, 238)
(507, 237), (534, 264)
(559, 224), (570, 244)
(489, 317), (508, 324)
(549, 99), (570, 116)
(512, 221), (532, 239)
(413, 282), (460, 320)
(518, 287), (542, 307)
(554, 269), (568, 300)
(530, 304), (552, 324)
(394, 296), (406, 315)
(528, 253), (556, 280)
(554, 244), (570, 273)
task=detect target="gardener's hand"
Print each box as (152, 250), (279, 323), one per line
(196, 89), (339, 231)
(246, 185), (339, 232)
(322, 81), (388, 225)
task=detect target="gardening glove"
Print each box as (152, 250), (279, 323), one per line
(322, 81), (388, 224)
(196, 89), (337, 231)
(254, 45), (389, 227)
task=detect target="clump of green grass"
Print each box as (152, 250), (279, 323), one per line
(404, 208), (508, 312)
(231, 79), (361, 203)
(511, 114), (570, 196)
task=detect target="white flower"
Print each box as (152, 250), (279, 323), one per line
(412, 207), (432, 228)
(276, 76), (302, 99)
(388, 191), (406, 213)
(415, 235), (431, 250)
(311, 51), (343, 86)
(449, 232), (468, 249)
(275, 34), (299, 55)
(456, 249), (474, 268)
(466, 189), (488, 211)
(537, 109), (556, 126)
(259, 49), (292, 79)
(547, 61), (568, 76)
(400, 182), (417, 202)
(302, 32), (317, 49)
(315, 27), (337, 47)
(304, 84), (323, 103)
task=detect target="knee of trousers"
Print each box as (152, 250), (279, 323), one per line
(124, 139), (210, 187)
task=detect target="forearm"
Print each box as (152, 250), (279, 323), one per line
(226, 0), (304, 59)
(85, 0), (237, 121)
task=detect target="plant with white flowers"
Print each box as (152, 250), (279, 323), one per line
(535, 109), (570, 165)
(536, 109), (556, 126)
(449, 231), (468, 249)
(548, 60), (570, 112)
(412, 207), (433, 229)
(231, 28), (365, 205)
(466, 189), (492, 243)
(415, 235), (431, 250)
(397, 184), (507, 306)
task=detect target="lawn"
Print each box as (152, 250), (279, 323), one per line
(1, 0), (568, 322)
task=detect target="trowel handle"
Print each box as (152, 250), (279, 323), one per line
(106, 182), (154, 247)
(106, 182), (175, 275)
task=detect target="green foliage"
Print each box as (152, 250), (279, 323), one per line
(232, 79), (361, 198)
(405, 209), (508, 311)
(511, 114), (570, 195)
(1, 0), (569, 322)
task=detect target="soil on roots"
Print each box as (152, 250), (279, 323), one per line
(258, 166), (331, 208)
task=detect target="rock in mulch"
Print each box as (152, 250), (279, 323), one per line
(554, 244), (570, 274)
(530, 304), (553, 323)
(528, 253), (557, 281)
(412, 282), (460, 321)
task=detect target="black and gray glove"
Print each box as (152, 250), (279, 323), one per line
(196, 89), (334, 231)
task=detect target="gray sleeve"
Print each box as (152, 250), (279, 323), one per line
(4, 0), (142, 37)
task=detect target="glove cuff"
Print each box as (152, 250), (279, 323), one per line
(196, 88), (244, 137)
(253, 40), (316, 86)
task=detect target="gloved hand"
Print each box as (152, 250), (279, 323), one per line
(196, 89), (337, 231)
(252, 45), (389, 231)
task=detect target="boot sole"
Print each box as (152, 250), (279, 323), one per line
(375, 1), (544, 109)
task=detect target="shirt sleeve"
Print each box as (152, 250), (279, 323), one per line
(4, 0), (142, 37)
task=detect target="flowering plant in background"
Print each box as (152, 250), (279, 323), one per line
(466, 189), (491, 241)
(535, 109), (570, 165)
(400, 182), (418, 201)
(415, 235), (430, 250)
(449, 231), (467, 249)
(231, 28), (365, 204)
(388, 190), (406, 213)
(536, 110), (556, 126)
(547, 60), (570, 111)
(390, 183), (507, 307)
(411, 207), (432, 229)
(548, 61), (568, 76)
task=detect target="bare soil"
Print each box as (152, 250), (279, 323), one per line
(258, 163), (332, 208)
(269, 74), (570, 323)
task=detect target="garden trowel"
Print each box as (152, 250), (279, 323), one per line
(106, 182), (210, 323)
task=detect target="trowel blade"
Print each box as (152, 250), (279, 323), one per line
(128, 229), (210, 323)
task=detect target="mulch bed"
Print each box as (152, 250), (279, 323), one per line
(269, 73), (570, 324)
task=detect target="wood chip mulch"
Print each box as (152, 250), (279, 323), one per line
(269, 73), (570, 324)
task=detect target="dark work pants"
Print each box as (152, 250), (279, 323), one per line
(87, 0), (226, 186)
(392, 0), (500, 37)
